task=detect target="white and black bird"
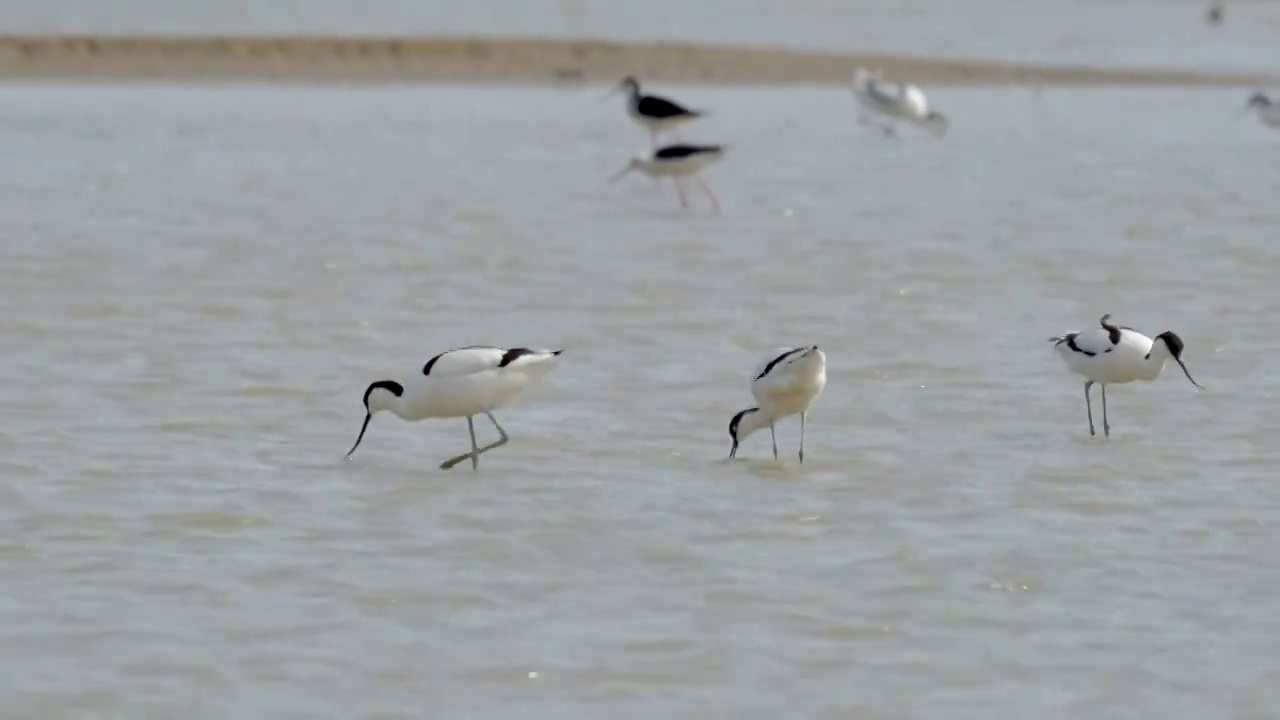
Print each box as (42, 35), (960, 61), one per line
(611, 76), (704, 148)
(851, 67), (949, 137)
(1049, 314), (1203, 438)
(346, 346), (564, 470)
(728, 346), (827, 463)
(1241, 92), (1280, 129)
(609, 143), (724, 212)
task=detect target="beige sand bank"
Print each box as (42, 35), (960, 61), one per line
(0, 35), (1273, 87)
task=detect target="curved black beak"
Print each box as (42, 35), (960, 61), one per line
(1176, 358), (1204, 389)
(346, 413), (372, 458)
(729, 440), (738, 459)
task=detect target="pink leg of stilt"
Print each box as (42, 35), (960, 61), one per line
(696, 177), (721, 214)
(674, 178), (689, 209)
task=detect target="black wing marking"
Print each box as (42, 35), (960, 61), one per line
(1066, 335), (1097, 357)
(636, 94), (697, 119)
(498, 348), (535, 367)
(421, 345), (488, 376)
(866, 79), (907, 104)
(1053, 333), (1097, 357)
(655, 144), (722, 159)
(1097, 314), (1134, 346)
(755, 348), (806, 381)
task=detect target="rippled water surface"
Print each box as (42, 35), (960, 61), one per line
(2, 83), (1280, 717)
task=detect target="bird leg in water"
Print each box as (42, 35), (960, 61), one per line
(1101, 384), (1110, 437)
(1084, 380), (1096, 436)
(770, 422), (779, 460)
(695, 177), (721, 214)
(799, 412), (806, 464)
(673, 178), (689, 209)
(440, 411), (511, 470)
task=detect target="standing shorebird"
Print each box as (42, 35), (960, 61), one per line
(1241, 92), (1280, 129)
(609, 144), (725, 213)
(1049, 314), (1203, 438)
(611, 76), (704, 148)
(346, 346), (564, 470)
(851, 67), (949, 137)
(728, 346), (827, 463)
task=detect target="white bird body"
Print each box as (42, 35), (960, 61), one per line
(619, 145), (724, 179)
(852, 67), (948, 136)
(729, 346), (826, 462)
(347, 346), (563, 469)
(1053, 324), (1168, 385)
(610, 144), (725, 212)
(1049, 315), (1202, 437)
(751, 346), (828, 416)
(389, 347), (559, 418)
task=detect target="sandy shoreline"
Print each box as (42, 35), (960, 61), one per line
(0, 35), (1273, 88)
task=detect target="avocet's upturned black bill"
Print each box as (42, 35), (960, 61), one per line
(610, 144), (725, 213)
(346, 346), (564, 470)
(609, 76), (704, 148)
(1048, 314), (1203, 438)
(728, 345), (827, 463)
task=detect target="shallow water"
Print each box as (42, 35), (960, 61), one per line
(5, 0), (1280, 73)
(2, 83), (1280, 717)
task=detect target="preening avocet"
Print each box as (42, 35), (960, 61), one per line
(1049, 314), (1203, 437)
(851, 67), (949, 137)
(609, 144), (724, 213)
(1241, 92), (1280, 129)
(610, 76), (704, 148)
(729, 346), (827, 462)
(346, 346), (564, 470)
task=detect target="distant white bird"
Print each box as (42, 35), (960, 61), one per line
(346, 346), (564, 470)
(610, 76), (704, 148)
(1242, 92), (1280, 129)
(609, 143), (724, 213)
(851, 67), (949, 137)
(1049, 314), (1203, 437)
(728, 345), (827, 462)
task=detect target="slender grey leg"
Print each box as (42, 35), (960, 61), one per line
(770, 422), (778, 460)
(799, 412), (806, 464)
(1084, 380), (1096, 436)
(468, 416), (479, 469)
(483, 411), (510, 447)
(1101, 384), (1110, 438)
(441, 411), (510, 470)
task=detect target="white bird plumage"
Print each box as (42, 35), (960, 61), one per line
(1243, 92), (1280, 129)
(728, 345), (827, 462)
(346, 346), (564, 470)
(852, 67), (949, 137)
(609, 143), (725, 212)
(1049, 314), (1203, 437)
